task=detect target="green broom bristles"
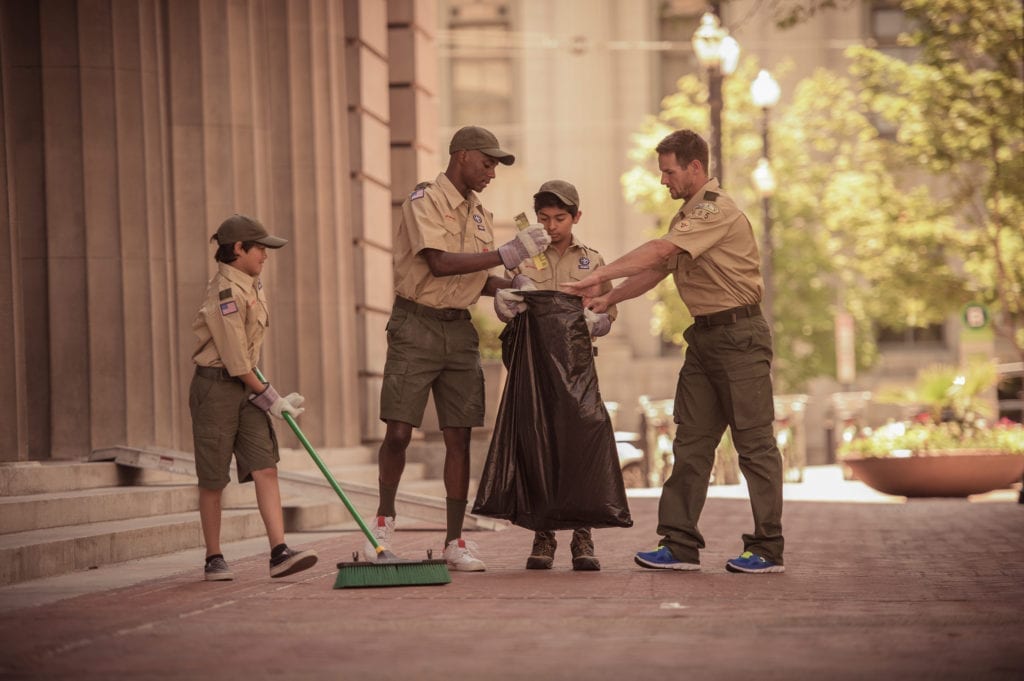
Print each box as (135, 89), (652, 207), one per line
(334, 559), (451, 588)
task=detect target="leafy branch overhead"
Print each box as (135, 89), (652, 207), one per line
(622, 0), (1023, 392)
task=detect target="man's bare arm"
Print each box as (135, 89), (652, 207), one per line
(562, 239), (679, 296)
(422, 248), (504, 277)
(585, 268), (668, 313)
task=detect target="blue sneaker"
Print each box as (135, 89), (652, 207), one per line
(725, 551), (785, 574)
(634, 546), (700, 571)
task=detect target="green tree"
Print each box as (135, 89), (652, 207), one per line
(623, 0), (1023, 392)
(848, 0), (1024, 361)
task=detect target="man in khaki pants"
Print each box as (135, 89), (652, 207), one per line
(564, 130), (785, 574)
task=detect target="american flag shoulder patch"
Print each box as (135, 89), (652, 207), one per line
(220, 300), (239, 316)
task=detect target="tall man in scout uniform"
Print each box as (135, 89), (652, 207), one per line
(563, 130), (785, 574)
(190, 214), (319, 581)
(493, 179), (617, 571)
(370, 126), (551, 572)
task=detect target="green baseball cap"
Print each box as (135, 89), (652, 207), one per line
(449, 126), (515, 165)
(534, 179), (579, 208)
(213, 214), (287, 248)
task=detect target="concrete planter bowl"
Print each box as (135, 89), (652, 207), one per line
(844, 451), (1024, 498)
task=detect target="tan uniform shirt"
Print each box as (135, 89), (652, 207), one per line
(393, 172), (496, 310)
(660, 179), (763, 316)
(510, 235), (618, 322)
(191, 263), (269, 376)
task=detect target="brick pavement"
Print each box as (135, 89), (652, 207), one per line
(0, 489), (1022, 680)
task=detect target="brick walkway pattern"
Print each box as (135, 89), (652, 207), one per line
(1, 495), (1022, 680)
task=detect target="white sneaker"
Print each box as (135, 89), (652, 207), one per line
(443, 538), (486, 572)
(363, 515), (395, 561)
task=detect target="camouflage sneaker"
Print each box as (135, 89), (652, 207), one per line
(570, 528), (600, 572)
(204, 554), (234, 581)
(526, 531), (557, 570)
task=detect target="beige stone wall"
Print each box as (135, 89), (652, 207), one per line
(0, 0), (365, 461)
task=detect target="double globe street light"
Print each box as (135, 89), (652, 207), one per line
(691, 11), (740, 181)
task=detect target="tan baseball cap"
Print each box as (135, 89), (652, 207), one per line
(213, 214), (287, 249)
(449, 126), (515, 165)
(534, 179), (579, 208)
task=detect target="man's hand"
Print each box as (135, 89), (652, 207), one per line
(494, 289), (526, 322)
(561, 274), (603, 299)
(498, 225), (551, 269)
(249, 384), (306, 419)
(583, 308), (612, 337)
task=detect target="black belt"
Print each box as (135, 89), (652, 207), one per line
(394, 296), (470, 322)
(195, 365), (243, 382)
(693, 304), (762, 328)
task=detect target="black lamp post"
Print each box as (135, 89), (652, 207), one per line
(691, 12), (740, 182)
(750, 69), (781, 330)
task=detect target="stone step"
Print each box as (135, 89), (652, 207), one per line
(0, 483), (256, 535)
(0, 508), (269, 586)
(0, 461), (176, 496)
(277, 446), (377, 470)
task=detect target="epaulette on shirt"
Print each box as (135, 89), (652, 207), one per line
(218, 288), (233, 300)
(410, 181), (432, 201)
(703, 191), (719, 202)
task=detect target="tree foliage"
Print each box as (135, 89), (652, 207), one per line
(622, 0), (1024, 392)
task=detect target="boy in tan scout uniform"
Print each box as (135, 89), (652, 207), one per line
(189, 214), (319, 581)
(493, 179), (617, 571)
(564, 130), (786, 574)
(370, 126), (551, 571)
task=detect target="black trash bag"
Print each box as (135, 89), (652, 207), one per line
(472, 290), (632, 531)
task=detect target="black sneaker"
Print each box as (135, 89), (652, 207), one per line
(269, 546), (319, 578)
(204, 555), (234, 581)
(526, 531), (557, 570)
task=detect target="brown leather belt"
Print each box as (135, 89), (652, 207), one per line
(394, 296), (470, 322)
(195, 365), (242, 382)
(693, 304), (762, 328)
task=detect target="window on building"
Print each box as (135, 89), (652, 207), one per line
(868, 0), (920, 136)
(440, 0), (516, 144)
(875, 322), (946, 348)
(657, 0), (704, 104)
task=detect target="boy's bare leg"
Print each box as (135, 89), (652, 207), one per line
(199, 487), (224, 557)
(251, 467), (285, 548)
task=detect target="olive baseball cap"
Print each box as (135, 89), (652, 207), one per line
(449, 126), (515, 165)
(534, 179), (579, 208)
(213, 214), (287, 249)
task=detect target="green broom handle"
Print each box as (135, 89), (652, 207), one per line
(253, 368), (379, 549)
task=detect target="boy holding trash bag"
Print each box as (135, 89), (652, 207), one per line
(490, 180), (622, 571)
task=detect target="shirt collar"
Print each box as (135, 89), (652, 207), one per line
(218, 262), (257, 291)
(435, 172), (478, 212)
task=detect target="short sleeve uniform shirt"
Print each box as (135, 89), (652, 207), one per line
(393, 172), (496, 310)
(660, 179), (763, 316)
(509, 235), (618, 322)
(191, 263), (269, 376)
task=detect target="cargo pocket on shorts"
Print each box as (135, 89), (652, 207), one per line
(380, 359), (409, 409)
(728, 362), (775, 431)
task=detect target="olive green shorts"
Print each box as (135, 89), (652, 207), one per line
(189, 371), (279, 490)
(378, 302), (485, 429)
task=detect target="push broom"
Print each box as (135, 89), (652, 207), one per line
(255, 368), (450, 588)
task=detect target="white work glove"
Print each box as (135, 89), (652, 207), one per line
(498, 225), (551, 269)
(510, 273), (538, 291)
(494, 289), (526, 323)
(583, 308), (612, 338)
(249, 383), (306, 419)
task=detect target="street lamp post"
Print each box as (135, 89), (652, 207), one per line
(750, 69), (781, 330)
(692, 12), (740, 182)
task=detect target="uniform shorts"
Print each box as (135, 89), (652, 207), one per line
(189, 370), (280, 490)
(379, 301), (485, 429)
